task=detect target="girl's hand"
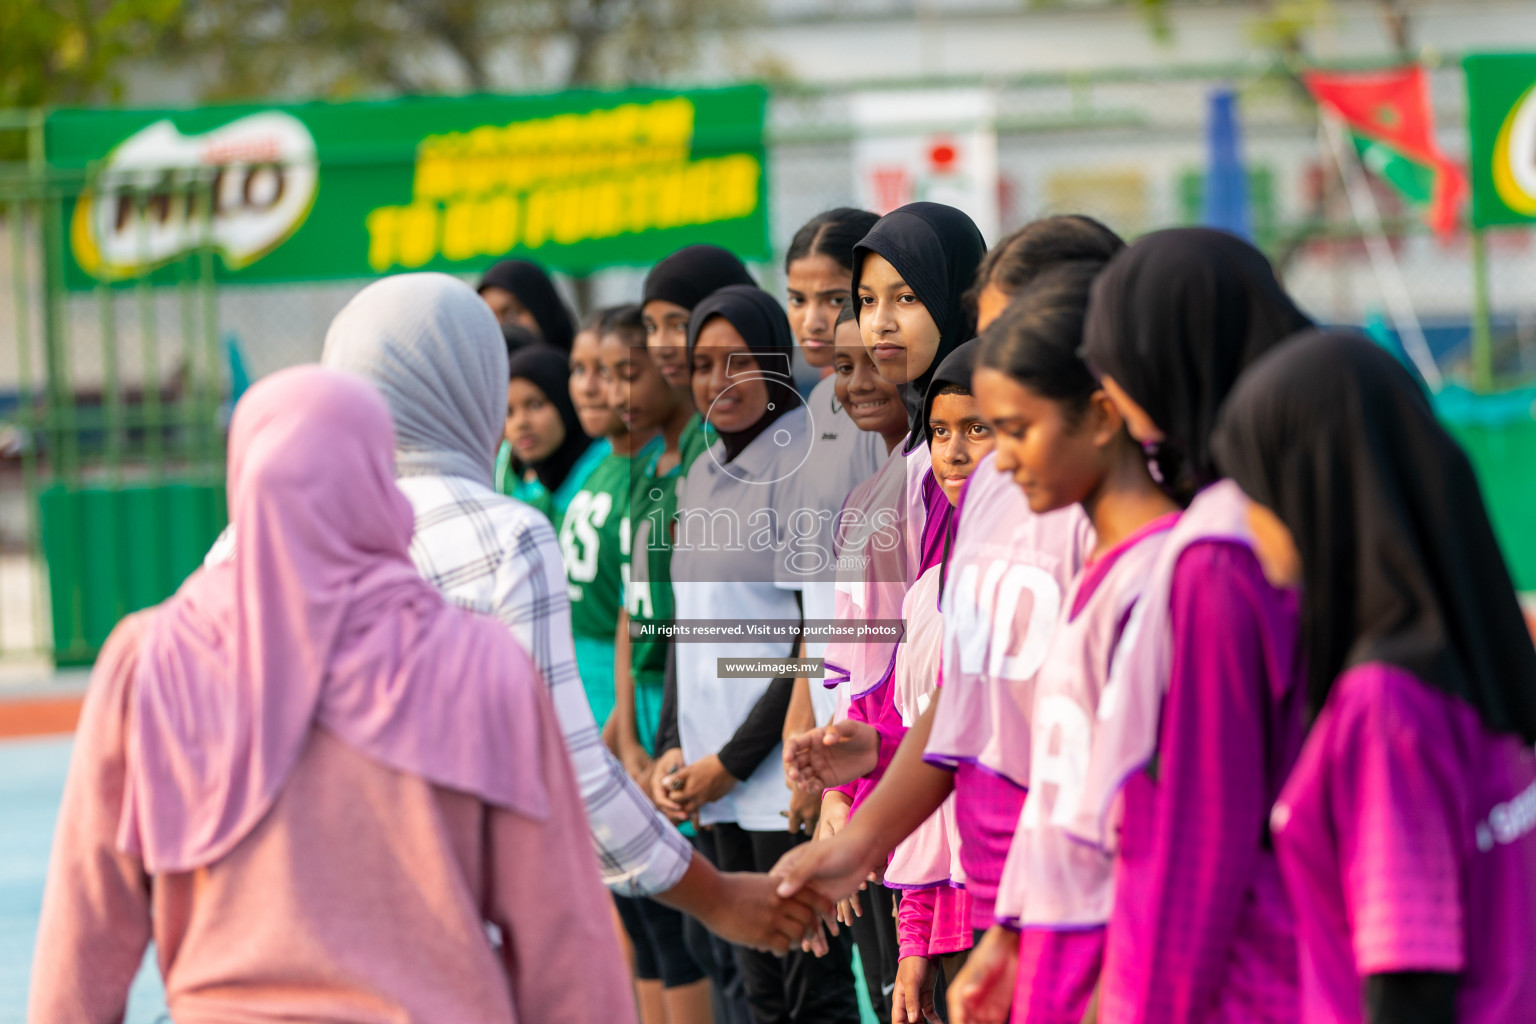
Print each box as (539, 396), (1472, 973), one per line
(810, 793), (867, 927)
(619, 739), (652, 787)
(893, 955), (941, 1024)
(650, 748), (689, 823)
(784, 720), (881, 791)
(837, 884), (863, 929)
(666, 754), (737, 813)
(816, 793), (850, 841)
(948, 926), (1018, 1024)
(600, 713), (621, 756)
(769, 795), (881, 949)
(786, 784), (822, 836)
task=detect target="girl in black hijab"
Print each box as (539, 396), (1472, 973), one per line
(479, 259), (577, 352)
(1061, 229), (1315, 1022)
(643, 244), (758, 389)
(662, 282), (862, 1024)
(683, 283), (803, 464)
(502, 322), (544, 358)
(852, 202), (988, 451)
(502, 345), (598, 523)
(921, 340), (988, 524)
(1081, 227), (1312, 506)
(1213, 329), (1536, 1024)
(1215, 329), (1536, 740)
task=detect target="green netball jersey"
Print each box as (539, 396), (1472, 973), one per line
(496, 438), (610, 532)
(561, 435), (662, 728)
(625, 414), (714, 753)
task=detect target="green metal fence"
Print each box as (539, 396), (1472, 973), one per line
(2, 113), (227, 666)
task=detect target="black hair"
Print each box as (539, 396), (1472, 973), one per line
(785, 207), (882, 275)
(966, 215), (1125, 312)
(502, 323), (543, 364)
(598, 303), (646, 346)
(927, 383), (975, 441)
(835, 302), (859, 327)
(477, 259), (576, 351)
(577, 307), (611, 335)
(977, 261), (1105, 417)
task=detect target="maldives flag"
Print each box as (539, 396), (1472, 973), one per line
(1304, 66), (1468, 236)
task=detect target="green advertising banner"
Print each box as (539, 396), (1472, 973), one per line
(45, 85), (770, 289)
(1464, 53), (1536, 228)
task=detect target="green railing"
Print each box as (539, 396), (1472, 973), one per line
(2, 116), (227, 664)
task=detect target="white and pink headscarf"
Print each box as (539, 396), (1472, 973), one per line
(118, 366), (549, 874)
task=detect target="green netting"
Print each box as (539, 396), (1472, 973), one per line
(1435, 387), (1536, 592)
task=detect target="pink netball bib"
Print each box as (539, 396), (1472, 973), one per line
(1068, 480), (1252, 851)
(926, 458), (1093, 787)
(994, 516), (1175, 929)
(887, 564), (964, 888)
(826, 444), (934, 700)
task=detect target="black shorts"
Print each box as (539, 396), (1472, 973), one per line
(613, 893), (709, 989)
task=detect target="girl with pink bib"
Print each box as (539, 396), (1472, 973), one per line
(1069, 228), (1317, 1024)
(775, 219), (1122, 938)
(1215, 331), (1536, 1024)
(885, 342), (996, 1023)
(952, 262), (1179, 1024)
(813, 203), (988, 1020)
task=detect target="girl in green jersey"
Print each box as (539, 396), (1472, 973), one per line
(606, 307), (708, 781)
(501, 338), (605, 528)
(562, 308), (661, 736)
(602, 305), (717, 1024)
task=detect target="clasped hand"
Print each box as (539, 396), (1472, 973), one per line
(782, 720), (880, 792)
(650, 750), (737, 822)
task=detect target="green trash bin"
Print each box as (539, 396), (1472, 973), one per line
(37, 481), (227, 666)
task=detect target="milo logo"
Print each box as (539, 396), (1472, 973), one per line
(70, 111), (318, 279)
(1493, 82), (1536, 218)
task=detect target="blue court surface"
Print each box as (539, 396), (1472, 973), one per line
(0, 736), (167, 1023)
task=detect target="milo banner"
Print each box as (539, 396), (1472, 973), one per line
(1464, 53), (1536, 228)
(45, 85), (770, 288)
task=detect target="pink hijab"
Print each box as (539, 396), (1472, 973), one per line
(118, 367), (549, 874)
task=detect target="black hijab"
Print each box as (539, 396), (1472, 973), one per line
(502, 322), (544, 359)
(1213, 329), (1536, 742)
(506, 345), (593, 494)
(924, 338), (981, 586)
(922, 337), (980, 437)
(852, 203), (987, 452)
(479, 260), (576, 352)
(686, 284), (799, 464)
(643, 244), (757, 311)
(1081, 227), (1312, 504)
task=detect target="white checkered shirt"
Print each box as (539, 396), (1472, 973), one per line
(399, 474), (692, 896)
(205, 473), (693, 897)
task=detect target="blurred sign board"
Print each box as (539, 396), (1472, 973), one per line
(45, 85), (770, 289)
(1465, 53), (1536, 228)
(851, 89), (1000, 242)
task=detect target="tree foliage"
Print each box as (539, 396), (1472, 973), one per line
(164, 0), (753, 101)
(0, 0), (181, 108)
(1, 0), (752, 124)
